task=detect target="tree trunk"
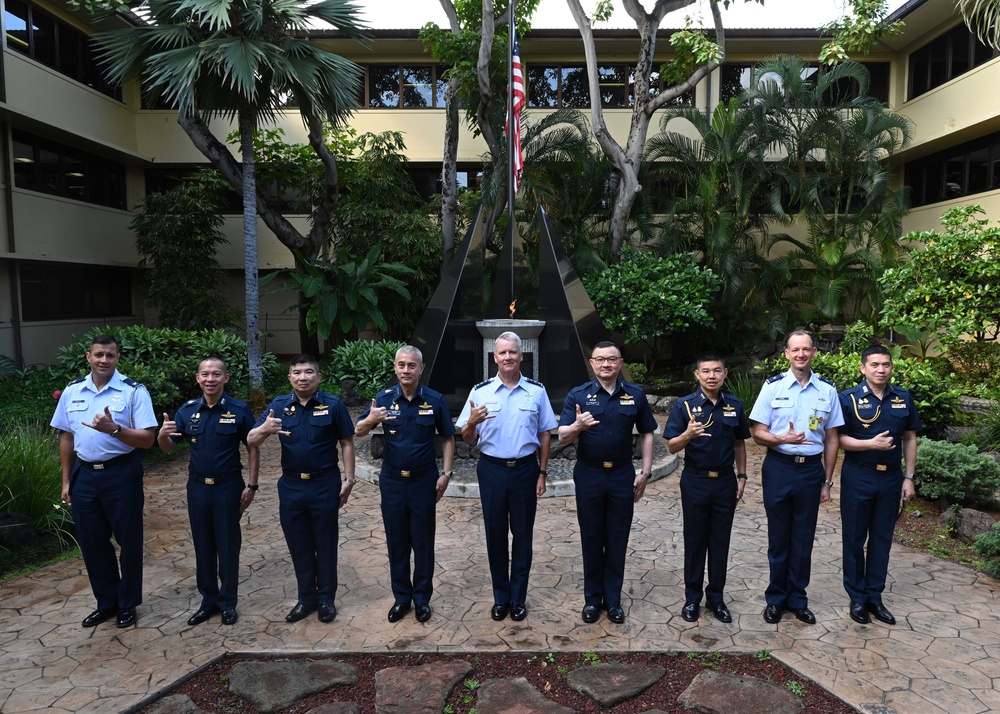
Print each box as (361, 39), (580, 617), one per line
(440, 75), (460, 264)
(239, 110), (264, 397)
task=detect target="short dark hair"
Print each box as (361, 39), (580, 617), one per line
(89, 333), (121, 352)
(592, 340), (621, 355)
(861, 344), (892, 365)
(695, 352), (727, 368)
(784, 329), (814, 349)
(199, 355), (229, 373)
(289, 354), (320, 371)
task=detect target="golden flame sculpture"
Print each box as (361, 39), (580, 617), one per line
(509, 299), (517, 319)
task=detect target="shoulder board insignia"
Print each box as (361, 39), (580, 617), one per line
(818, 375), (836, 387)
(474, 379), (493, 389)
(766, 374), (783, 384)
(384, 388), (394, 394)
(122, 377), (141, 387)
(67, 376), (86, 386)
(184, 399), (198, 406)
(525, 377), (544, 387)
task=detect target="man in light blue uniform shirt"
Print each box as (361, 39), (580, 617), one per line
(457, 331), (557, 622)
(51, 333), (157, 629)
(750, 330), (843, 625)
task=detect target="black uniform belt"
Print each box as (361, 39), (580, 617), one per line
(481, 453), (536, 468)
(282, 469), (335, 480)
(78, 452), (134, 471)
(386, 466), (436, 479)
(191, 472), (241, 485)
(766, 450), (822, 465)
(684, 466), (735, 478)
(580, 458), (632, 469)
(844, 458), (901, 473)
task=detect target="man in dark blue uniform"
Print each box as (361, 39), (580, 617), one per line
(457, 331), (557, 622)
(158, 357), (259, 626)
(663, 353), (750, 624)
(559, 341), (655, 625)
(355, 346), (455, 623)
(750, 330), (844, 625)
(51, 333), (157, 629)
(248, 354), (355, 624)
(838, 344), (920, 625)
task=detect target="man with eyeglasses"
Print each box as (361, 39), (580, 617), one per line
(559, 341), (656, 624)
(663, 353), (749, 624)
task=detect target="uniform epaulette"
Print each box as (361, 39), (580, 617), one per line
(766, 374), (783, 384)
(67, 376), (86, 386)
(122, 377), (142, 387)
(474, 378), (493, 389)
(383, 387), (395, 394)
(183, 398), (198, 406)
(524, 377), (544, 387)
(818, 375), (836, 387)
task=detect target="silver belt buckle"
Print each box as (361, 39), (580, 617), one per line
(93, 463), (105, 471)
(794, 456), (805, 464)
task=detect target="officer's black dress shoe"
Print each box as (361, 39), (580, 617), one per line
(285, 602), (317, 622)
(415, 603), (431, 623)
(116, 607), (137, 628)
(387, 602), (411, 623)
(849, 601), (870, 624)
(187, 607), (219, 626)
(317, 603), (337, 623)
(710, 602), (732, 624)
(510, 604), (527, 621)
(581, 605), (601, 623)
(681, 601), (700, 622)
(763, 604), (783, 623)
(221, 609), (239, 625)
(82, 608), (119, 627)
(491, 603), (510, 621)
(791, 607), (816, 624)
(867, 601), (896, 625)
(606, 606), (625, 624)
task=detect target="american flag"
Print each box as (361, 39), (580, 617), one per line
(506, 34), (525, 194)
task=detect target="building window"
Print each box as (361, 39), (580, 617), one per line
(905, 131), (1000, 207)
(909, 22), (998, 99)
(363, 65), (447, 108)
(4, 0), (121, 100)
(526, 64), (691, 108)
(19, 261), (132, 321)
(13, 130), (127, 209)
(720, 61), (889, 105)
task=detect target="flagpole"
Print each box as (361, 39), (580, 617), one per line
(507, 0), (516, 307)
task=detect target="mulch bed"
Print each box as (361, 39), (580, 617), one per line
(157, 650), (854, 713)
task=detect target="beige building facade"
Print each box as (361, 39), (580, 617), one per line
(0, 0), (996, 364)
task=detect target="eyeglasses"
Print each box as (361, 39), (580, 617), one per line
(591, 357), (621, 364)
(696, 368), (725, 376)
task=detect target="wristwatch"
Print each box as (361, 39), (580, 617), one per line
(343, 478), (357, 485)
(736, 473), (748, 480)
(110, 425), (122, 439)
(904, 474), (915, 480)
(638, 471), (652, 479)
(441, 471), (453, 479)
(247, 484), (259, 491)
(824, 479), (835, 487)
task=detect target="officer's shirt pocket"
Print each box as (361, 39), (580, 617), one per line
(215, 419), (237, 448)
(615, 402), (637, 431)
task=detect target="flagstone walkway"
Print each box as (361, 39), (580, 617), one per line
(2, 437), (1000, 713)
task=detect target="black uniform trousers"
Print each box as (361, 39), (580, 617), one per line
(477, 457), (538, 606)
(840, 460), (903, 605)
(761, 452), (824, 609)
(70, 451), (144, 610)
(278, 472), (340, 606)
(574, 462), (634, 608)
(680, 467), (737, 605)
(380, 467), (437, 606)
(187, 473), (244, 611)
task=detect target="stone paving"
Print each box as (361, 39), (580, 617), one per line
(3, 435), (1000, 713)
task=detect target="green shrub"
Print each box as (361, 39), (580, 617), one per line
(0, 425), (75, 547)
(840, 320), (874, 355)
(973, 523), (1000, 580)
(625, 362), (647, 384)
(981, 406), (1000, 453)
(757, 349), (959, 439)
(52, 326), (281, 415)
(914, 437), (1000, 507)
(948, 342), (1000, 399)
(0, 366), (63, 430)
(327, 340), (405, 399)
(724, 372), (762, 410)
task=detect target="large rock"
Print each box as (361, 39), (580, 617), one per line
(957, 396), (998, 416)
(145, 694), (205, 714)
(306, 704), (360, 714)
(475, 677), (574, 714)
(0, 512), (36, 550)
(565, 662), (665, 706)
(228, 659), (358, 714)
(374, 660), (472, 714)
(678, 670), (804, 714)
(941, 507), (996, 544)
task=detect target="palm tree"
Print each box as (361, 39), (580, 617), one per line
(957, 0), (1000, 50)
(93, 0), (366, 392)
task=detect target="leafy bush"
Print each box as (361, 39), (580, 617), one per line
(0, 425), (75, 546)
(914, 437), (1000, 507)
(327, 340), (405, 399)
(947, 341), (1000, 399)
(52, 326), (281, 415)
(973, 523), (1000, 580)
(757, 349), (959, 439)
(723, 373), (762, 411)
(625, 363), (647, 384)
(840, 320), (874, 355)
(0, 367), (63, 430)
(981, 406), (1000, 453)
